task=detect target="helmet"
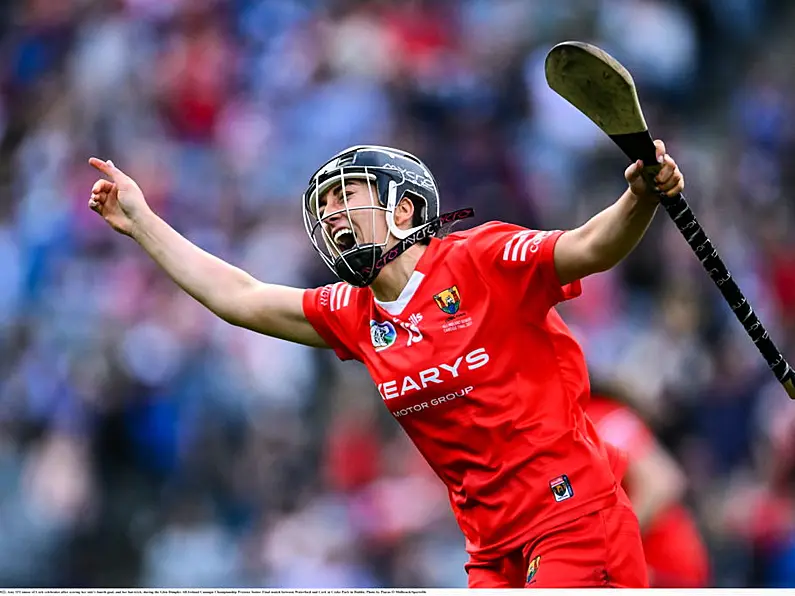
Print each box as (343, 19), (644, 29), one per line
(302, 145), (441, 287)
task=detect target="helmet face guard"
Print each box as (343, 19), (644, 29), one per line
(302, 146), (441, 288)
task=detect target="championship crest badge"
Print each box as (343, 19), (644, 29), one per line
(433, 286), (461, 315)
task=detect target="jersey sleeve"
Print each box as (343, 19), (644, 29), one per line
(302, 283), (362, 362)
(467, 221), (582, 318)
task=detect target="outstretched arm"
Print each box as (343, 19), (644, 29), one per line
(88, 158), (328, 348)
(553, 139), (684, 285)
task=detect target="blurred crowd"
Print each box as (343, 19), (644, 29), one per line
(1, 0), (795, 588)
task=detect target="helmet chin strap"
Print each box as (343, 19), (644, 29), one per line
(357, 207), (475, 282)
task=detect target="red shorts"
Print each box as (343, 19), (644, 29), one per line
(466, 493), (648, 588)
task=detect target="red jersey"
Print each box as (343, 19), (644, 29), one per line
(303, 222), (619, 557)
(588, 396), (709, 587)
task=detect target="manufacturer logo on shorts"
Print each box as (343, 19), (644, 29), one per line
(549, 475), (574, 502)
(370, 320), (397, 351)
(433, 286), (461, 315)
(526, 555), (541, 584)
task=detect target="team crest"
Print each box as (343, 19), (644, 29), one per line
(549, 475), (574, 502)
(370, 320), (397, 351)
(526, 556), (541, 584)
(434, 286), (461, 315)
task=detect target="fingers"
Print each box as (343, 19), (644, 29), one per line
(654, 154), (675, 184)
(89, 176), (114, 215)
(626, 146), (684, 198)
(654, 154), (684, 196)
(92, 179), (113, 195)
(653, 139), (666, 163)
(88, 157), (112, 176)
(624, 159), (643, 182)
(88, 157), (127, 217)
(88, 157), (127, 183)
(89, 184), (107, 211)
(645, 140), (684, 196)
(88, 195), (103, 214)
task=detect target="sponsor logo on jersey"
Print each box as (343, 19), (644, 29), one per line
(392, 386), (474, 418)
(370, 320), (397, 351)
(526, 556), (541, 584)
(393, 312), (423, 347)
(433, 286), (461, 315)
(549, 475), (574, 502)
(377, 347), (490, 400)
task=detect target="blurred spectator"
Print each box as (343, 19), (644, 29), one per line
(0, 0), (793, 587)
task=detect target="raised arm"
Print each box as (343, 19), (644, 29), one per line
(87, 158), (327, 348)
(553, 139), (684, 285)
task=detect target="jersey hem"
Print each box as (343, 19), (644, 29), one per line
(464, 487), (619, 560)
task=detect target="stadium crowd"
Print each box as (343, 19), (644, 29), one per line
(0, 0), (794, 587)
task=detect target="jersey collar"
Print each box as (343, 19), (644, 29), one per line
(372, 237), (441, 316)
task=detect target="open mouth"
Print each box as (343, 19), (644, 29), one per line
(332, 227), (357, 252)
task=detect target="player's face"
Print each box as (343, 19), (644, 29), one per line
(318, 179), (388, 254)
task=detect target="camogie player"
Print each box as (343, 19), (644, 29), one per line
(588, 392), (710, 587)
(87, 141), (683, 588)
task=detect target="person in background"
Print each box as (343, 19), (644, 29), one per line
(588, 386), (710, 587)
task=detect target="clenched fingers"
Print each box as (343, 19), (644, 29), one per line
(92, 179), (113, 195)
(654, 155), (675, 186)
(89, 180), (113, 214)
(88, 194), (102, 213)
(653, 139), (666, 162)
(654, 155), (683, 196)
